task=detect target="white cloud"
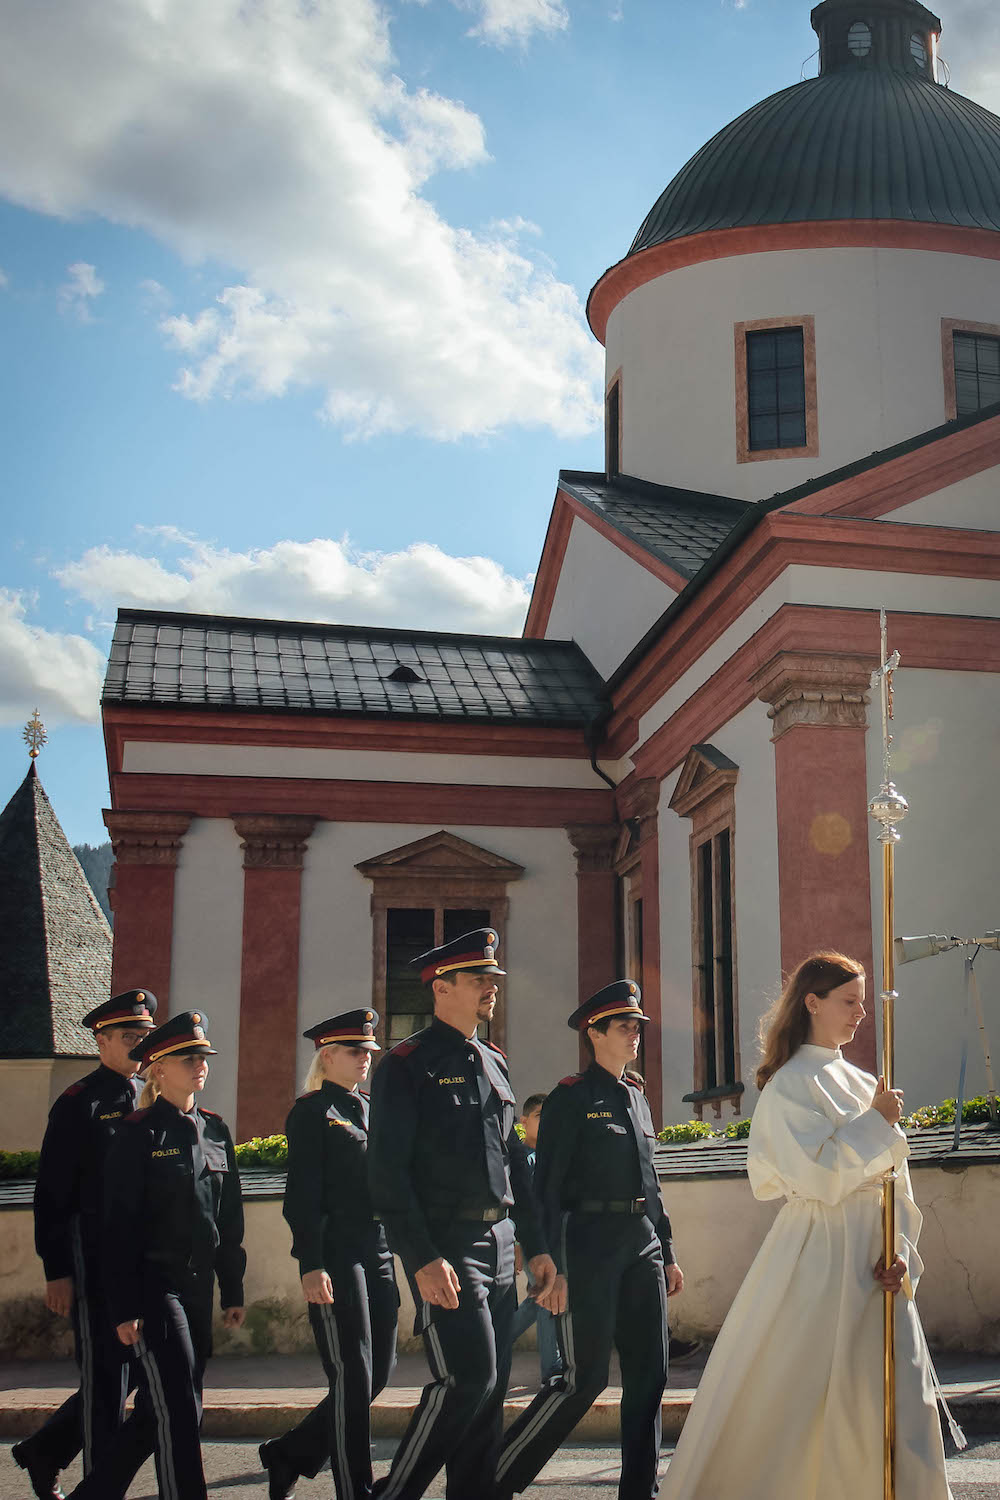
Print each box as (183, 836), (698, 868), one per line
(0, 0), (600, 439)
(464, 0), (569, 46)
(56, 530), (533, 637)
(0, 591), (105, 725)
(57, 261), (105, 321)
(940, 2), (1000, 109)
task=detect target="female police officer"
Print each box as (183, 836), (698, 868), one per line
(493, 981), (683, 1500)
(66, 1009), (246, 1500)
(259, 1009), (398, 1500)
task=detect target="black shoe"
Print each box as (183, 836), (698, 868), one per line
(668, 1336), (703, 1364)
(259, 1440), (297, 1500)
(11, 1443), (65, 1500)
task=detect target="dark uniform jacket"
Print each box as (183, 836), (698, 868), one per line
(102, 1096), (246, 1326)
(535, 1062), (674, 1272)
(282, 1081), (379, 1275)
(34, 1064), (140, 1280)
(368, 1016), (545, 1270)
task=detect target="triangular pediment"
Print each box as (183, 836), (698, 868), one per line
(356, 830), (524, 882)
(668, 744), (739, 819)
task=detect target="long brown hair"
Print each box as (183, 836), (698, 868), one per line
(756, 951), (865, 1090)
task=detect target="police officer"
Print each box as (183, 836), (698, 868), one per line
(259, 1009), (398, 1500)
(368, 928), (556, 1500)
(13, 990), (157, 1500)
(493, 981), (683, 1500)
(65, 1009), (246, 1500)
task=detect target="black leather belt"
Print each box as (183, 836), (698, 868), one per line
(430, 1206), (510, 1224)
(572, 1199), (646, 1215)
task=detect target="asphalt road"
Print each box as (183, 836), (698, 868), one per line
(3, 1438), (999, 1499)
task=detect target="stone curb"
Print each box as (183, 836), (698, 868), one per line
(2, 1387), (998, 1443)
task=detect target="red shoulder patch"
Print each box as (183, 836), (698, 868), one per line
(390, 1039), (419, 1058)
(559, 1073), (584, 1086)
(125, 1107), (150, 1123)
(624, 1075), (642, 1089)
(485, 1040), (507, 1060)
(61, 1082), (84, 1098)
(199, 1107), (221, 1118)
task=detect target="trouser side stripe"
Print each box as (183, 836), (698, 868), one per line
(137, 1334), (180, 1500)
(380, 1302), (451, 1500)
(320, 1304), (355, 1500)
(70, 1220), (95, 1475)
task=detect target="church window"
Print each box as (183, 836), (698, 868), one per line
(746, 328), (807, 450)
(953, 331), (1000, 417)
(668, 745), (743, 1119)
(735, 316), (818, 463)
(848, 21), (872, 57)
(605, 371), (622, 480)
(356, 830), (524, 1052)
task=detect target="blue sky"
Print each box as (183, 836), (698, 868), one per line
(0, 0), (993, 843)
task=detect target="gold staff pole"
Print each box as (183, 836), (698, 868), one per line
(868, 611), (908, 1500)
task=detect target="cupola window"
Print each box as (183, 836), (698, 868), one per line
(847, 21), (872, 57)
(953, 331), (1000, 417)
(910, 32), (927, 66)
(746, 328), (807, 451)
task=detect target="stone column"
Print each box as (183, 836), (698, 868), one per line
(753, 650), (876, 1070)
(233, 814), (317, 1142)
(566, 821), (620, 1006)
(103, 811), (192, 1015)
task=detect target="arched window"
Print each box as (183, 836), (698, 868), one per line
(910, 31), (927, 66)
(847, 21), (872, 57)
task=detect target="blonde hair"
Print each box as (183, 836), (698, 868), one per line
(756, 951), (866, 1090)
(302, 1047), (333, 1094)
(138, 1073), (161, 1109)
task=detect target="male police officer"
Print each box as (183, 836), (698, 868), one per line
(368, 928), (556, 1500)
(493, 981), (682, 1500)
(13, 990), (157, 1500)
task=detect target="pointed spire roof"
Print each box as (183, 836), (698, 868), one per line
(0, 763), (109, 1058)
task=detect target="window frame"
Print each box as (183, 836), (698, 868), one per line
(605, 367), (623, 481)
(941, 318), (1000, 422)
(735, 315), (819, 464)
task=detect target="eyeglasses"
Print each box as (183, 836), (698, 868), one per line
(116, 1030), (148, 1046)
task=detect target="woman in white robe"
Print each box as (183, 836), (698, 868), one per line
(661, 950), (953, 1500)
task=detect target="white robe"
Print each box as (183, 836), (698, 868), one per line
(661, 1044), (952, 1500)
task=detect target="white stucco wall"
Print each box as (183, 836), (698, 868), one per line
(122, 741), (607, 791)
(605, 246), (1000, 501)
(888, 468), (1000, 530)
(657, 704), (780, 1124)
(170, 818), (245, 1129)
(866, 667), (1000, 1114)
(297, 822), (580, 1104)
(544, 515), (676, 678)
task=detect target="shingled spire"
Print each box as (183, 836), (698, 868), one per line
(0, 763), (109, 1058)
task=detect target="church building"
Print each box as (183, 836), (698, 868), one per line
(100, 0), (1000, 1138)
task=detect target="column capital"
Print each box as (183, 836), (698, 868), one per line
(103, 810), (193, 867)
(752, 650), (872, 740)
(566, 823), (620, 873)
(233, 814), (317, 870)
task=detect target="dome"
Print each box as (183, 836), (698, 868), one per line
(628, 2), (1000, 258)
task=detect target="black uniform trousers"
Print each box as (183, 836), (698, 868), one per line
(19, 1241), (147, 1489)
(270, 1225), (398, 1499)
(374, 1215), (517, 1500)
(494, 1214), (669, 1500)
(68, 1266), (214, 1500)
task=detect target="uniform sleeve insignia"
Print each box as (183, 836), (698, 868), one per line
(558, 1073), (584, 1086)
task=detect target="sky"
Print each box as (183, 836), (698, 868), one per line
(1, 0), (998, 844)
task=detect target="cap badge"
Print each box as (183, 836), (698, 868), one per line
(192, 1025), (205, 1040)
(366, 1012), (374, 1022)
(192, 1013), (202, 1025)
(136, 992), (146, 1003)
(363, 1022), (374, 1037)
(484, 945), (494, 962)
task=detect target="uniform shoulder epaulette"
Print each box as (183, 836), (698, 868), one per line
(389, 1038), (421, 1058)
(624, 1075), (643, 1089)
(60, 1082), (85, 1099)
(125, 1107), (151, 1123)
(485, 1040), (507, 1060)
(199, 1106), (221, 1118)
(558, 1073), (584, 1086)
(294, 1090), (315, 1103)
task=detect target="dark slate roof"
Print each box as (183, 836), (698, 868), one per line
(628, 70), (1000, 257)
(103, 609), (607, 727)
(559, 472), (750, 580)
(0, 765), (108, 1058)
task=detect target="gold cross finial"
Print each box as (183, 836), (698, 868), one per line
(23, 709), (47, 760)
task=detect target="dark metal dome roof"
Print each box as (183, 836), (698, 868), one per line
(629, 69), (1000, 258)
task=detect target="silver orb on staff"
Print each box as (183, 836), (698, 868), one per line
(868, 609), (908, 1500)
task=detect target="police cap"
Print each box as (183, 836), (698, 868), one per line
(413, 927), (506, 986)
(303, 1009), (381, 1050)
(567, 980), (649, 1032)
